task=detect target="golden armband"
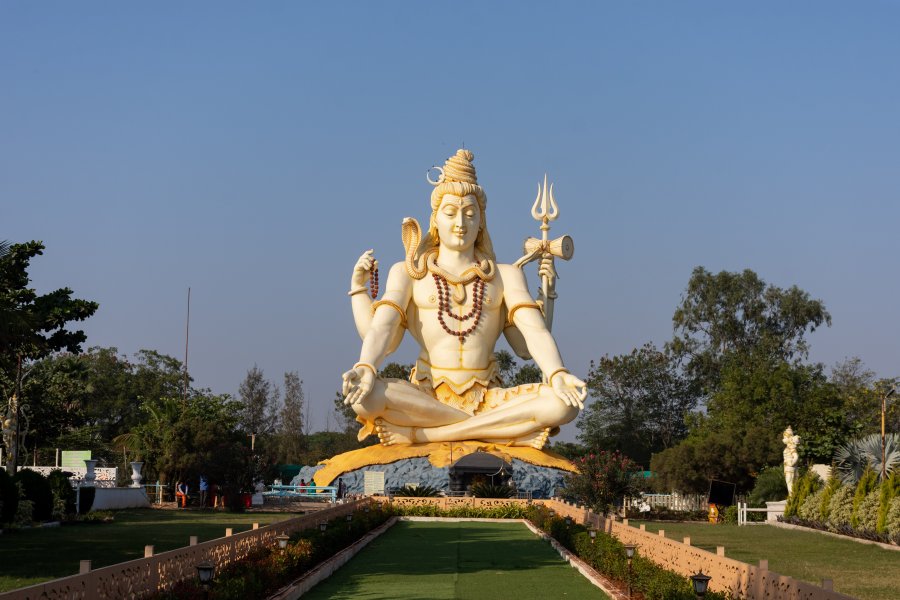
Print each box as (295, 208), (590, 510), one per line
(505, 302), (542, 327)
(371, 299), (408, 329)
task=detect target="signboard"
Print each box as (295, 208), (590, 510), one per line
(61, 450), (91, 469)
(364, 471), (385, 495)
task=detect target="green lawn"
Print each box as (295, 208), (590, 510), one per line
(633, 521), (900, 600)
(304, 521), (609, 600)
(0, 509), (295, 592)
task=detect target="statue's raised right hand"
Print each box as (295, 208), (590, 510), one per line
(342, 365), (375, 406)
(351, 250), (377, 287)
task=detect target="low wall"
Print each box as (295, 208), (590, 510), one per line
(0, 499), (370, 600)
(91, 488), (151, 511)
(388, 497), (531, 510)
(543, 499), (854, 600)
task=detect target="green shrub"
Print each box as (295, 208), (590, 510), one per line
(851, 468), (878, 528)
(856, 490), (881, 533)
(395, 504), (528, 519)
(392, 484), (441, 497)
(876, 472), (900, 533)
(470, 482), (514, 498)
(13, 484), (34, 527)
(13, 470), (53, 522)
(748, 466), (788, 506)
(885, 496), (900, 541)
(721, 505), (738, 525)
(0, 468), (18, 525)
(784, 470), (822, 517)
(46, 470), (77, 518)
(798, 489), (824, 521)
(818, 476), (842, 522)
(827, 485), (854, 532)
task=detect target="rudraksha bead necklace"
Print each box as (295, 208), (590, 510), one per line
(369, 263), (379, 299)
(432, 273), (485, 343)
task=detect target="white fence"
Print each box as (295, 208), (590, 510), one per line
(737, 501), (769, 526)
(624, 493), (705, 512)
(20, 465), (119, 488)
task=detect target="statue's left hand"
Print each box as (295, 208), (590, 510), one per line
(342, 366), (375, 406)
(550, 372), (587, 410)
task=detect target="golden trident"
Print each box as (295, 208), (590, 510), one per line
(514, 174), (574, 331)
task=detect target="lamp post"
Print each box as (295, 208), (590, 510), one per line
(275, 534), (290, 551)
(319, 521), (327, 533)
(690, 571), (711, 598)
(346, 513), (353, 524)
(196, 561), (214, 596)
(589, 529), (597, 544)
(624, 545), (636, 599)
(564, 516), (572, 527)
(881, 386), (896, 481)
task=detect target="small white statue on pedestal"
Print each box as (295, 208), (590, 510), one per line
(783, 426), (800, 495)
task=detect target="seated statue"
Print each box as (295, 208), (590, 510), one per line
(342, 149), (586, 450)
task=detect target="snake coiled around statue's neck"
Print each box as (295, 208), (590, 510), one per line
(402, 217), (495, 304)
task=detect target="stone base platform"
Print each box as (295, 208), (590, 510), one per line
(292, 441), (575, 499)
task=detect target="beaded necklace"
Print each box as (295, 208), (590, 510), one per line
(432, 273), (485, 343)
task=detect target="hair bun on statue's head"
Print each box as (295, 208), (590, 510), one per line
(443, 149), (478, 184)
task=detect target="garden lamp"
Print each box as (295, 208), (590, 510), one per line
(589, 529), (597, 544)
(196, 562), (214, 589)
(364, 505), (370, 514)
(319, 521), (327, 532)
(624, 545), (637, 599)
(275, 534), (289, 550)
(564, 516), (572, 527)
(346, 513), (353, 523)
(690, 571), (711, 598)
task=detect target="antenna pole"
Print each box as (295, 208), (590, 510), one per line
(183, 287), (191, 402)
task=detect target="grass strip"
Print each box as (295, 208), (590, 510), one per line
(0, 509), (294, 592)
(304, 520), (609, 599)
(634, 520), (900, 600)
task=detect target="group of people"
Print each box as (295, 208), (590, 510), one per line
(173, 476), (211, 508)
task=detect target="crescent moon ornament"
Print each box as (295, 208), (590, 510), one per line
(426, 166), (445, 186)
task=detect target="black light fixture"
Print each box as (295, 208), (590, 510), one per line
(364, 505), (370, 514)
(319, 521), (327, 532)
(564, 516), (572, 527)
(690, 571), (712, 598)
(275, 534), (290, 550)
(589, 529), (597, 544)
(624, 545), (637, 599)
(346, 513), (353, 523)
(196, 562), (214, 589)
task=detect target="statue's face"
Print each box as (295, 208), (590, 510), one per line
(435, 193), (480, 252)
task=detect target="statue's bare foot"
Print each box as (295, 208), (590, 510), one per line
(517, 428), (550, 449)
(375, 418), (419, 445)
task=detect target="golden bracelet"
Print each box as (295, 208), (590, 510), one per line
(348, 286), (368, 297)
(506, 302), (542, 327)
(547, 368), (570, 384)
(353, 362), (377, 375)
(371, 299), (408, 329)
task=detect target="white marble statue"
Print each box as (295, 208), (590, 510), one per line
(342, 149), (586, 450)
(783, 426), (800, 495)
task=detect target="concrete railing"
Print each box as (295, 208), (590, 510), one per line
(543, 499), (854, 600)
(388, 497), (532, 510)
(0, 499), (371, 600)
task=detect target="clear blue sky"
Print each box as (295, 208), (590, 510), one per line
(3, 2), (899, 440)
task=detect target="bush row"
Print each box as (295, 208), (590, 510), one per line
(782, 470), (900, 544)
(150, 503), (397, 600)
(0, 468), (80, 525)
(523, 505), (730, 600)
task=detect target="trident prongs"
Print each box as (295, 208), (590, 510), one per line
(531, 174), (559, 227)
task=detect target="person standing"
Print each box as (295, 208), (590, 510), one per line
(199, 476), (208, 508)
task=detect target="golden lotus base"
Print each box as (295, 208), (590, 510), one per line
(312, 441), (576, 487)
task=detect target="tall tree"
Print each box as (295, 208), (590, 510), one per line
(669, 267), (830, 393)
(278, 371), (305, 462)
(579, 343), (697, 467)
(1, 241), (98, 473)
(237, 366), (279, 438)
